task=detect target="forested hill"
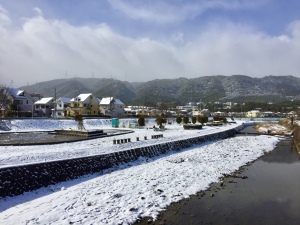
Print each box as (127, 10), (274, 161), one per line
(20, 75), (300, 105)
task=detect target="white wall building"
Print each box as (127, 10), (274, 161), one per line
(34, 97), (54, 117)
(99, 97), (125, 118)
(52, 97), (71, 118)
(246, 110), (261, 118)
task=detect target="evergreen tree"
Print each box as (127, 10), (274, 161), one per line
(192, 116), (197, 124)
(183, 116), (189, 124)
(176, 116), (182, 124)
(138, 116), (145, 126)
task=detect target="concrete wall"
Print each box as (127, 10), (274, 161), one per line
(0, 124), (247, 198)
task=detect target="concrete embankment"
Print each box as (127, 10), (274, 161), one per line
(0, 124), (248, 198)
(292, 124), (300, 154)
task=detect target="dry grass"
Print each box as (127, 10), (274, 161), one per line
(258, 118), (300, 152)
(254, 119), (294, 135)
(293, 124), (300, 152)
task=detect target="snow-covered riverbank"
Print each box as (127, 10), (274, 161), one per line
(0, 119), (280, 225)
(1, 119), (246, 167)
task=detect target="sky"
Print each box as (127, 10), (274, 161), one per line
(1, 0), (300, 87)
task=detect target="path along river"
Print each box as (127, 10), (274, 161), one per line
(136, 126), (300, 225)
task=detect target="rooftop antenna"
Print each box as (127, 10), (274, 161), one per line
(10, 80), (13, 87)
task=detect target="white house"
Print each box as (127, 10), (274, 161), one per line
(34, 97), (54, 117)
(212, 111), (227, 117)
(192, 109), (211, 117)
(99, 97), (125, 118)
(246, 110), (261, 118)
(52, 97), (71, 118)
(124, 107), (137, 117)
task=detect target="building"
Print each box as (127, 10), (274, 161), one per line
(99, 97), (125, 118)
(66, 93), (99, 116)
(52, 97), (71, 118)
(212, 111), (227, 117)
(34, 97), (54, 117)
(246, 110), (261, 118)
(192, 109), (211, 117)
(4, 88), (35, 116)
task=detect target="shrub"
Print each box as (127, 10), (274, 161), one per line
(183, 116), (189, 124)
(5, 110), (15, 117)
(213, 116), (221, 121)
(213, 116), (227, 123)
(138, 116), (145, 126)
(156, 116), (166, 126)
(198, 116), (208, 124)
(176, 116), (182, 124)
(192, 116), (197, 124)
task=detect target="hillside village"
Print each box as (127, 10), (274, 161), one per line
(1, 86), (299, 120)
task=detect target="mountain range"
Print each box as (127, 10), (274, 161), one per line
(20, 75), (300, 105)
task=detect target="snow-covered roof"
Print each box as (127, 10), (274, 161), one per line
(6, 88), (26, 99)
(100, 97), (113, 105)
(17, 90), (24, 96)
(34, 97), (53, 104)
(100, 97), (124, 105)
(76, 93), (92, 102)
(124, 108), (135, 112)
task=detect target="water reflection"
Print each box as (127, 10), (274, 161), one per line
(262, 139), (300, 163)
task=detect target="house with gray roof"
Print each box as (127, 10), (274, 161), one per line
(4, 88), (35, 116)
(34, 97), (54, 117)
(52, 97), (71, 118)
(99, 97), (125, 118)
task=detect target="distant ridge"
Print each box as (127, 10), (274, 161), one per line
(20, 75), (300, 105)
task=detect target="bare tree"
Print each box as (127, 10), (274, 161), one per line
(0, 85), (10, 116)
(74, 113), (86, 130)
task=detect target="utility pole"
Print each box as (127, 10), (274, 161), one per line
(54, 88), (56, 119)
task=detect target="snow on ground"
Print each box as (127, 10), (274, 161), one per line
(1, 119), (247, 167)
(0, 119), (280, 225)
(255, 122), (291, 135)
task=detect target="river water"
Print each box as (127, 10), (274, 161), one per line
(136, 127), (300, 224)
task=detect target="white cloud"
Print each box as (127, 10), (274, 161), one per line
(1, 6), (300, 87)
(33, 7), (43, 17)
(108, 0), (265, 24)
(171, 32), (185, 44)
(0, 5), (11, 25)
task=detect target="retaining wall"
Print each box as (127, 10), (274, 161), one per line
(0, 124), (248, 198)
